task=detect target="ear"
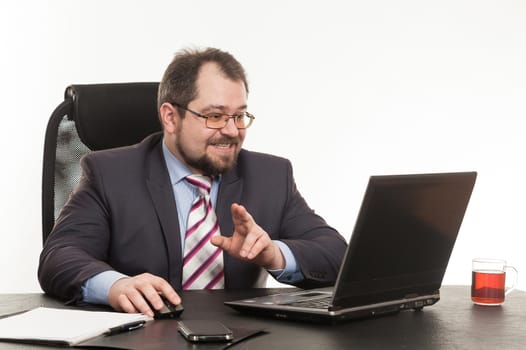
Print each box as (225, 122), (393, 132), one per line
(159, 102), (179, 133)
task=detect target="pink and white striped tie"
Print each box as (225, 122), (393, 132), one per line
(182, 175), (225, 290)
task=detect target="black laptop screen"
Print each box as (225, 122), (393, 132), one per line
(333, 172), (476, 307)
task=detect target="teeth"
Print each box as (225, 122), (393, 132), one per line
(215, 144), (231, 148)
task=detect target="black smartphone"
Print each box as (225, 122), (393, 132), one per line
(178, 320), (233, 342)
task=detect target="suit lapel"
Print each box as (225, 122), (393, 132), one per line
(216, 155), (244, 288)
(145, 139), (183, 288)
(216, 166), (243, 238)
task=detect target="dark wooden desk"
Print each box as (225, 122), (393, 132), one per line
(1, 286), (525, 349)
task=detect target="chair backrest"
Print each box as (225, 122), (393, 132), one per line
(42, 83), (161, 243)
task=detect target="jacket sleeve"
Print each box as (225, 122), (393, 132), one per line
(38, 154), (115, 304)
(278, 160), (348, 289)
(266, 157), (347, 288)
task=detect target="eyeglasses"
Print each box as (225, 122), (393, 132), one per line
(171, 102), (255, 129)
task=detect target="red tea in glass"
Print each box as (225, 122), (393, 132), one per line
(471, 270), (505, 305)
(471, 258), (518, 306)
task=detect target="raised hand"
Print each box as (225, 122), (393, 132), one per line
(211, 203), (285, 270)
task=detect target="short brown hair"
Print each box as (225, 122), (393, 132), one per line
(157, 47), (249, 117)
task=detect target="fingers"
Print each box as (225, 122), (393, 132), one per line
(231, 203), (254, 235)
(115, 292), (137, 313)
(231, 204), (268, 259)
(220, 203), (284, 269)
(226, 203), (275, 263)
(109, 277), (154, 316)
(240, 226), (269, 259)
(108, 273), (181, 316)
(157, 285), (181, 307)
(210, 234), (229, 250)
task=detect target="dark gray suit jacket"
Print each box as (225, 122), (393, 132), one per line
(38, 133), (347, 303)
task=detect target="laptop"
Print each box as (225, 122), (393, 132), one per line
(225, 172), (477, 323)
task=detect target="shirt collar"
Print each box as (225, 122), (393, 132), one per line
(162, 139), (193, 186)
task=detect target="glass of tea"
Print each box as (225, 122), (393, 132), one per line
(471, 258), (518, 306)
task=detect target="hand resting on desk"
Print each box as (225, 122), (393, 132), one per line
(108, 273), (182, 318)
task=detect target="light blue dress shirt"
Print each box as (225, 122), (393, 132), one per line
(82, 140), (303, 305)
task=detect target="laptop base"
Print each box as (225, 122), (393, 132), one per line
(226, 289), (440, 323)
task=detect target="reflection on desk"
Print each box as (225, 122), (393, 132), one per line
(1, 286), (525, 349)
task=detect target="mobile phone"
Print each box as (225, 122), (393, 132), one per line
(178, 320), (233, 342)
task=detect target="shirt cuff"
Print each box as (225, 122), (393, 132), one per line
(268, 240), (305, 283)
(81, 270), (128, 305)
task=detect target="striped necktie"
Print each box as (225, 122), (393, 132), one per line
(182, 174), (225, 290)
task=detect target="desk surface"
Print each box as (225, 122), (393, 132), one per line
(1, 286), (525, 349)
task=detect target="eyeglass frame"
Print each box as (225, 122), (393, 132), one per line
(170, 102), (255, 129)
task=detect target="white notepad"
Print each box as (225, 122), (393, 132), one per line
(0, 307), (151, 346)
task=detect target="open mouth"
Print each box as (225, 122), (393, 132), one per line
(212, 143), (234, 149)
(208, 137), (239, 151)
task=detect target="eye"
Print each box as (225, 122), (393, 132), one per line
(206, 113), (224, 121)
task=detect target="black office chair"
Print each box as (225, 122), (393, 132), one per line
(42, 83), (161, 244)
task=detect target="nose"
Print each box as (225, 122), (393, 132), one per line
(219, 117), (239, 137)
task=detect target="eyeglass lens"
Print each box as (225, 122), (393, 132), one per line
(206, 114), (252, 129)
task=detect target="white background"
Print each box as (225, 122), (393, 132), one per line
(1, 0), (525, 293)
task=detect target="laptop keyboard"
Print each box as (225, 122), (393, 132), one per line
(288, 296), (332, 309)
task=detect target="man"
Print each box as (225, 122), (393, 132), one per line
(38, 47), (347, 317)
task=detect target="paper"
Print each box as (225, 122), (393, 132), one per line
(0, 307), (151, 346)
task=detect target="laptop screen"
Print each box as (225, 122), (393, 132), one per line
(333, 172), (476, 308)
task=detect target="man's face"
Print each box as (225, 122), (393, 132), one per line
(166, 62), (248, 175)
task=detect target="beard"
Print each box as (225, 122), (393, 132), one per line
(174, 134), (241, 176)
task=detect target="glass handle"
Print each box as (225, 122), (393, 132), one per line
(504, 266), (518, 295)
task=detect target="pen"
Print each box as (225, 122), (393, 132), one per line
(105, 320), (146, 336)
